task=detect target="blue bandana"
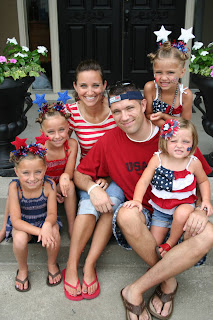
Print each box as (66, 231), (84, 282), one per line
(108, 91), (144, 106)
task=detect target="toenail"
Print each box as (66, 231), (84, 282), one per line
(16, 285), (19, 288)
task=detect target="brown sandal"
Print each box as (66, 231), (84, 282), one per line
(121, 289), (152, 320)
(15, 270), (31, 292)
(148, 283), (178, 320)
(46, 263), (62, 287)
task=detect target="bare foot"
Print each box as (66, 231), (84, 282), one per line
(82, 265), (98, 295)
(151, 279), (178, 318)
(15, 269), (29, 291)
(0, 228), (6, 243)
(48, 263), (61, 285)
(64, 267), (81, 297)
(121, 285), (150, 320)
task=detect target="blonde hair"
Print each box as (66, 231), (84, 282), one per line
(148, 41), (189, 67)
(159, 118), (198, 156)
(10, 152), (46, 167)
(36, 104), (70, 127)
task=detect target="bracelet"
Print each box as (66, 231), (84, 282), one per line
(88, 183), (99, 195)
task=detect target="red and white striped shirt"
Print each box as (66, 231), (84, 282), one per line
(66, 102), (116, 159)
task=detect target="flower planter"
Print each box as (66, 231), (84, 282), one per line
(192, 73), (213, 137)
(0, 76), (34, 171)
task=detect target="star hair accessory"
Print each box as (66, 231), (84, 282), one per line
(154, 25), (195, 54)
(10, 134), (48, 159)
(160, 119), (180, 140)
(35, 93), (70, 117)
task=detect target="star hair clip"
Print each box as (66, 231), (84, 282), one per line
(154, 25), (195, 53)
(10, 133), (49, 158)
(160, 119), (180, 140)
(34, 91), (71, 117)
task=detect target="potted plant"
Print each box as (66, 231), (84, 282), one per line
(189, 41), (213, 167)
(0, 37), (48, 172)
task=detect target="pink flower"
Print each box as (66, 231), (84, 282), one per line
(0, 56), (7, 63)
(9, 59), (17, 64)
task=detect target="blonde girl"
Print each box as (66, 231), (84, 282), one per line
(144, 41), (193, 127)
(6, 137), (62, 291)
(123, 118), (212, 258)
(36, 102), (78, 237)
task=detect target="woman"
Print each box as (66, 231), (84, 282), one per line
(63, 60), (125, 300)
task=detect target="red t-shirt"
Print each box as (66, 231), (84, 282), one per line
(77, 127), (211, 212)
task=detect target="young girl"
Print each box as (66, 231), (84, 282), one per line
(36, 101), (78, 237)
(123, 118), (213, 258)
(144, 40), (193, 127)
(6, 137), (62, 291)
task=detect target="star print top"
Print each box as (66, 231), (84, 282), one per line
(148, 151), (198, 215)
(152, 83), (187, 117)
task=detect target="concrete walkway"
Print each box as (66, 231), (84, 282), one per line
(0, 98), (213, 320)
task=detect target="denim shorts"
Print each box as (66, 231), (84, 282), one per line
(151, 209), (173, 228)
(77, 181), (125, 221)
(112, 204), (152, 250)
(112, 203), (206, 266)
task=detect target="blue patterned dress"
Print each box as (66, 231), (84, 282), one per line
(6, 177), (62, 240)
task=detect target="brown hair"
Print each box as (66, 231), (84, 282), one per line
(159, 118), (198, 156)
(73, 59), (105, 101)
(148, 41), (189, 67)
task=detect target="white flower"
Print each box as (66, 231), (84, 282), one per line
(14, 52), (28, 58)
(208, 42), (213, 48)
(192, 41), (203, 50)
(6, 37), (18, 45)
(37, 46), (48, 54)
(191, 54), (196, 62)
(22, 46), (29, 52)
(164, 123), (170, 131)
(200, 51), (209, 56)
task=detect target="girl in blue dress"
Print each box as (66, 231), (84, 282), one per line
(6, 135), (62, 292)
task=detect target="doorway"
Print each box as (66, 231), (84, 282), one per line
(57, 0), (186, 89)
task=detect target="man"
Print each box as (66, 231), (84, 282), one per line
(74, 81), (213, 319)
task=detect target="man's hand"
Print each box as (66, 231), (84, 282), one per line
(89, 186), (114, 213)
(183, 207), (208, 237)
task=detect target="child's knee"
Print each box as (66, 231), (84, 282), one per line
(13, 231), (29, 248)
(173, 205), (193, 223)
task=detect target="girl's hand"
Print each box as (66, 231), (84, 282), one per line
(95, 178), (109, 190)
(150, 112), (163, 121)
(38, 222), (56, 248)
(59, 173), (70, 197)
(201, 201), (213, 216)
(122, 200), (142, 211)
(56, 193), (64, 203)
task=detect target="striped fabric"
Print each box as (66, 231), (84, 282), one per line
(66, 102), (116, 158)
(149, 152), (198, 215)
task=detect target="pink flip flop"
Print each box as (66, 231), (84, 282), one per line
(82, 269), (100, 300)
(62, 269), (83, 301)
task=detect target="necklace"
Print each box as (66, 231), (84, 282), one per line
(159, 84), (179, 115)
(126, 120), (153, 142)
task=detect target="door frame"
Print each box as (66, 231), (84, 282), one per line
(17, 0), (195, 98)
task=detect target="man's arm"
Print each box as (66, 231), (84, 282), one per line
(74, 170), (114, 213)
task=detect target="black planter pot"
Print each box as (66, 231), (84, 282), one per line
(0, 76), (34, 171)
(192, 73), (213, 137)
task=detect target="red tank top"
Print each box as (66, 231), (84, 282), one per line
(45, 140), (69, 184)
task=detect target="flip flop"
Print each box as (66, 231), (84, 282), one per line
(46, 263), (62, 286)
(82, 269), (100, 300)
(15, 270), (31, 292)
(156, 243), (171, 260)
(148, 283), (178, 320)
(62, 268), (83, 301)
(121, 288), (152, 320)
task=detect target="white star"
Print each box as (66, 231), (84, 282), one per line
(178, 27), (195, 44)
(154, 25), (172, 42)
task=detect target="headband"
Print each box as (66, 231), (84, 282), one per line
(108, 91), (144, 106)
(160, 119), (180, 140)
(10, 133), (49, 159)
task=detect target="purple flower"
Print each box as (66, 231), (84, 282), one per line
(0, 56), (7, 63)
